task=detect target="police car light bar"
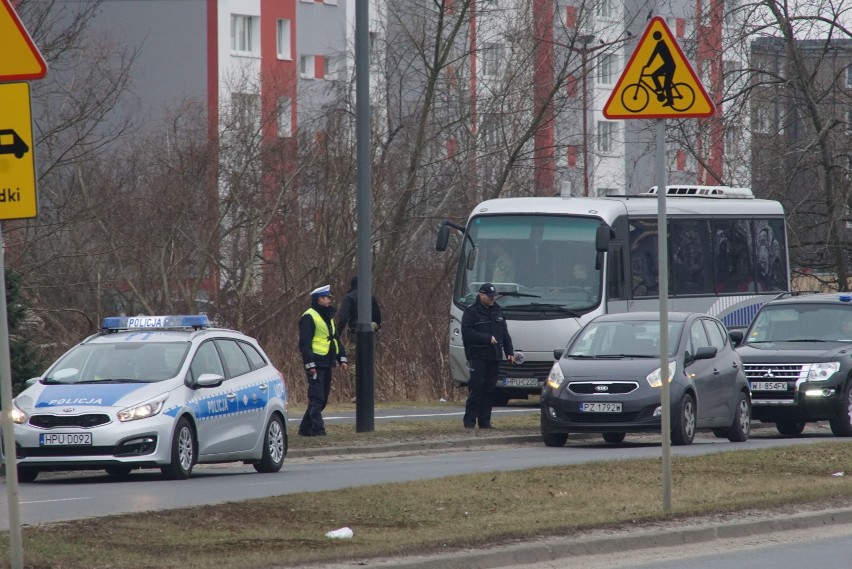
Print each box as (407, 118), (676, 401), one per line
(101, 315), (210, 331)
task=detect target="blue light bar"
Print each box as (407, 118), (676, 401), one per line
(101, 315), (209, 330)
(839, 294), (852, 303)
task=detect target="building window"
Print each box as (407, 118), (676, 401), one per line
(278, 97), (292, 138)
(596, 0), (613, 18)
(325, 55), (345, 81)
(597, 121), (616, 153)
(325, 0), (338, 4)
(753, 106), (769, 134)
(300, 55), (316, 79)
(481, 113), (499, 146)
(231, 93), (260, 133)
(847, 66), (852, 88)
(846, 108), (852, 133)
(481, 43), (504, 78)
(597, 54), (616, 84)
(277, 19), (291, 60)
(231, 15), (259, 55)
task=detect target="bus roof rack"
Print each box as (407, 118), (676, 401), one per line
(643, 185), (754, 198)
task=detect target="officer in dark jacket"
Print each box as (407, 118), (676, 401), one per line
(337, 276), (382, 340)
(461, 282), (514, 429)
(298, 285), (348, 436)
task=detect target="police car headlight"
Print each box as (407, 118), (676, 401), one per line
(647, 362), (677, 388)
(545, 363), (565, 389)
(806, 362), (840, 382)
(118, 396), (167, 422)
(10, 404), (26, 424)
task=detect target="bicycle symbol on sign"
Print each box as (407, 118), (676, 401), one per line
(619, 71), (696, 113)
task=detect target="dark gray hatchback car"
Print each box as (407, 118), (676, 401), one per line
(540, 312), (751, 446)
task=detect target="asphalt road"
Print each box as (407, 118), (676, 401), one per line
(0, 426), (840, 531)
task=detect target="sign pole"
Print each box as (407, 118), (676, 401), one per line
(0, 223), (24, 569)
(656, 120), (671, 514)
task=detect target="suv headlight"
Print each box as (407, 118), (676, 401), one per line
(647, 361), (677, 388)
(545, 363), (565, 390)
(805, 362), (840, 382)
(118, 395), (168, 422)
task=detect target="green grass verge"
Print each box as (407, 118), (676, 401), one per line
(4, 439), (852, 568)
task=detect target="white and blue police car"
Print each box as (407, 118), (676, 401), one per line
(9, 315), (288, 482)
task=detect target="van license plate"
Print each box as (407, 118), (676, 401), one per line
(503, 378), (538, 388)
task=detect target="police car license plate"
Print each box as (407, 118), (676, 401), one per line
(750, 381), (787, 391)
(39, 433), (92, 446)
(580, 402), (622, 413)
(503, 377), (538, 388)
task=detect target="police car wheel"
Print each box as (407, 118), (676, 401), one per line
(254, 414), (287, 473)
(829, 381), (852, 437)
(161, 417), (196, 480)
(17, 466), (38, 483)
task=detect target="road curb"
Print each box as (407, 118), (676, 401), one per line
(330, 507), (852, 568)
(288, 434), (542, 458)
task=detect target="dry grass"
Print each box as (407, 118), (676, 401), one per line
(5, 438), (852, 568)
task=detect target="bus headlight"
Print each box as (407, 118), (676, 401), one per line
(805, 362), (840, 382)
(545, 363), (565, 390)
(647, 362), (677, 388)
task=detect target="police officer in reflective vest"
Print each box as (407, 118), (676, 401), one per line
(461, 282), (515, 429)
(298, 285), (348, 436)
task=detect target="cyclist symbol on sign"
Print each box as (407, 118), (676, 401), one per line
(620, 32), (696, 113)
(645, 31), (675, 107)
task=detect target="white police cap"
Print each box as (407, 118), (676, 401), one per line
(310, 284), (333, 297)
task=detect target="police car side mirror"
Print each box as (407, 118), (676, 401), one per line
(729, 330), (744, 346)
(196, 373), (225, 388)
(25, 377), (39, 387)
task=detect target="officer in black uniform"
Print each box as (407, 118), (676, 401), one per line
(298, 285), (348, 436)
(461, 283), (514, 429)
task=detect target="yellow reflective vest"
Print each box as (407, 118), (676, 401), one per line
(303, 308), (339, 356)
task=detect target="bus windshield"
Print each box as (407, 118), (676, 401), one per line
(454, 215), (602, 311)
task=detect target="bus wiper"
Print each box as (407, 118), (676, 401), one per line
(781, 338), (828, 343)
(497, 290), (541, 298)
(525, 303), (581, 317)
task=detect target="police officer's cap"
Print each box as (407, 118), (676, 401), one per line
(478, 283), (497, 298)
(310, 285), (333, 298)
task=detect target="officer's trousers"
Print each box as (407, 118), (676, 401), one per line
(299, 367), (332, 435)
(464, 359), (498, 428)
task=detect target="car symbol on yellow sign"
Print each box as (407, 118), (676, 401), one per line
(603, 17), (714, 119)
(0, 130), (28, 159)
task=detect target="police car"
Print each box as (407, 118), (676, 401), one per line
(9, 315), (288, 482)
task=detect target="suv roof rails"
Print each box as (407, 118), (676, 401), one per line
(773, 291), (818, 300)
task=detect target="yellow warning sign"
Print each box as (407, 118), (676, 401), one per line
(0, 83), (38, 219)
(0, 0), (47, 81)
(603, 17), (714, 119)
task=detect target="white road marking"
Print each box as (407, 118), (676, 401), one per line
(21, 497), (92, 505)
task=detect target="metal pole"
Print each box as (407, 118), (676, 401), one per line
(354, 0), (374, 432)
(581, 47), (589, 197)
(656, 119), (671, 514)
(0, 222), (24, 568)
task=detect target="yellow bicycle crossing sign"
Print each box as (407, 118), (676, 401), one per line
(603, 16), (714, 119)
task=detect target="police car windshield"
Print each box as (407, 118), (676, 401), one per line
(746, 304), (852, 343)
(44, 342), (190, 384)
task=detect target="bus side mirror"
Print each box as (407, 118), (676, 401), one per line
(596, 224), (612, 252)
(553, 349), (564, 360)
(436, 221), (450, 251)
